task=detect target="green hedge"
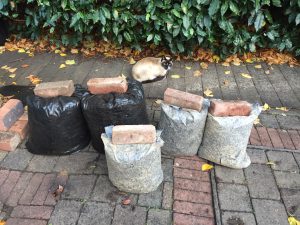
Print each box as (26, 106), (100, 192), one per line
(0, 0), (299, 57)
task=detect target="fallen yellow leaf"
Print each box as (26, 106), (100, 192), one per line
(18, 48), (26, 53)
(265, 70), (270, 75)
(21, 64), (29, 68)
(28, 53), (34, 57)
(240, 73), (252, 79)
(276, 107), (289, 112)
(8, 68), (17, 73)
(200, 62), (208, 69)
(0, 219), (6, 225)
(129, 57), (136, 64)
(71, 49), (79, 54)
(65, 60), (76, 65)
(193, 70), (202, 77)
(171, 75), (181, 79)
(9, 74), (16, 78)
(55, 49), (61, 54)
(222, 62), (230, 67)
(289, 64), (294, 68)
(225, 70), (231, 75)
(204, 88), (213, 97)
(185, 66), (192, 70)
(263, 103), (271, 111)
(233, 61), (241, 66)
(254, 65), (262, 69)
(288, 216), (300, 225)
(155, 99), (162, 105)
(212, 55), (220, 63)
(60, 53), (67, 57)
(1, 65), (9, 70)
(59, 64), (66, 69)
(26, 75), (42, 85)
(121, 74), (127, 79)
(253, 118), (260, 125)
(246, 58), (253, 63)
(202, 164), (214, 171)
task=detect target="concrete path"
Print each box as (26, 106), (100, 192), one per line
(0, 51), (299, 225)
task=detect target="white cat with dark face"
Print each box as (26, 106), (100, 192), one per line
(132, 56), (173, 83)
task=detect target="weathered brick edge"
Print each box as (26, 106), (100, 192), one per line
(172, 156), (215, 225)
(249, 127), (300, 151)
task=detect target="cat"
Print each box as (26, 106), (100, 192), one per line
(132, 56), (173, 83)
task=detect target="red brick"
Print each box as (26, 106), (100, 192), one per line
(112, 125), (156, 144)
(34, 80), (75, 98)
(0, 171), (21, 203)
(0, 169), (9, 186)
(6, 218), (47, 225)
(9, 119), (28, 139)
(174, 158), (205, 171)
(288, 130), (300, 150)
(11, 205), (53, 219)
(173, 213), (215, 225)
(0, 131), (21, 151)
(19, 112), (28, 121)
(267, 128), (284, 149)
(164, 88), (204, 111)
(0, 99), (24, 131)
(174, 167), (210, 182)
(19, 173), (45, 205)
(277, 129), (295, 150)
(6, 172), (33, 207)
(87, 77), (128, 94)
(31, 174), (56, 205)
(256, 127), (273, 147)
(44, 172), (68, 205)
(174, 178), (211, 193)
(249, 127), (261, 146)
(173, 200), (214, 217)
(209, 99), (252, 117)
(174, 189), (212, 204)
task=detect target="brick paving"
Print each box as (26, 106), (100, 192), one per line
(0, 51), (299, 224)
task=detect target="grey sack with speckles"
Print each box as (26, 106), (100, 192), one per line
(198, 104), (262, 169)
(101, 132), (163, 194)
(158, 102), (208, 156)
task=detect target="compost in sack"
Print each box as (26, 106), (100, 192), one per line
(158, 101), (208, 156)
(198, 103), (262, 169)
(101, 131), (163, 193)
(82, 78), (148, 153)
(26, 84), (90, 155)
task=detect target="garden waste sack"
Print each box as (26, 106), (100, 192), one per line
(82, 78), (148, 153)
(101, 130), (163, 194)
(198, 103), (262, 169)
(26, 84), (90, 155)
(158, 101), (208, 156)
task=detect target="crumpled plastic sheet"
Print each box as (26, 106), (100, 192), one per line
(101, 132), (164, 194)
(158, 101), (208, 156)
(198, 104), (262, 169)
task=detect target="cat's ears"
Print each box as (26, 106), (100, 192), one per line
(161, 56), (172, 62)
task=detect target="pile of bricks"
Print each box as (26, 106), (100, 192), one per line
(0, 99), (28, 151)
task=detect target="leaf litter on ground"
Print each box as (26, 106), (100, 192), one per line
(204, 89), (213, 97)
(202, 164), (214, 171)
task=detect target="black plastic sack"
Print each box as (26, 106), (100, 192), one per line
(0, 85), (34, 106)
(26, 84), (90, 155)
(82, 78), (149, 153)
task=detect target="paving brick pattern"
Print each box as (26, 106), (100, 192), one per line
(0, 52), (300, 224)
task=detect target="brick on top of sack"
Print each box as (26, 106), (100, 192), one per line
(209, 99), (252, 117)
(34, 80), (75, 98)
(163, 88), (204, 111)
(87, 77), (128, 94)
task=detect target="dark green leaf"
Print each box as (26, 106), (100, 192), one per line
(229, 1), (240, 15)
(124, 32), (132, 42)
(182, 15), (190, 29)
(208, 0), (220, 16)
(254, 12), (264, 31)
(221, 2), (228, 16)
(147, 34), (153, 41)
(272, 0), (281, 7)
(296, 13), (300, 25)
